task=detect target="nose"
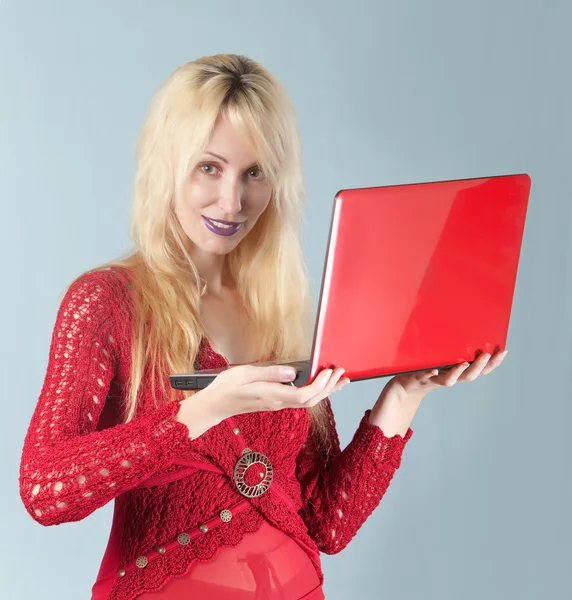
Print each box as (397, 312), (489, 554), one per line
(218, 174), (243, 216)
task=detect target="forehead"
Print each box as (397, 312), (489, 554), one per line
(204, 115), (259, 165)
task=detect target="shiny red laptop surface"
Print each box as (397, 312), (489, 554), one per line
(309, 173), (530, 383)
(170, 173), (530, 391)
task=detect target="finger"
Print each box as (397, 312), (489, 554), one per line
(436, 362), (471, 387)
(418, 368), (440, 382)
(330, 376), (351, 394)
(245, 380), (303, 403)
(323, 367), (346, 392)
(481, 350), (508, 376)
(459, 353), (491, 382)
(252, 368), (335, 408)
(310, 368), (346, 401)
(302, 369), (347, 408)
(297, 369), (334, 402)
(303, 377), (351, 408)
(236, 364), (297, 384)
(413, 369), (441, 388)
(294, 368), (342, 407)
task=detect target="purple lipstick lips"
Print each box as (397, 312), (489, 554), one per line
(202, 216), (244, 237)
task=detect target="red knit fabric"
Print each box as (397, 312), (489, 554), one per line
(19, 267), (413, 600)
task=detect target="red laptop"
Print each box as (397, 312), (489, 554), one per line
(170, 173), (531, 390)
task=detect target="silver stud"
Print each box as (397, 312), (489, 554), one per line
(118, 568), (126, 577)
(157, 546), (166, 554)
(233, 426), (240, 435)
(220, 509), (232, 522)
(199, 524), (208, 534)
(177, 532), (190, 545)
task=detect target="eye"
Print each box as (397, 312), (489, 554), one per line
(199, 163), (219, 176)
(246, 166), (264, 180)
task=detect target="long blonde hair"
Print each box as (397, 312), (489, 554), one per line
(95, 54), (330, 451)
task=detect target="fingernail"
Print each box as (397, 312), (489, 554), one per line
(282, 368), (296, 379)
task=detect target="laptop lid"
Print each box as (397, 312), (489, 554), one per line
(308, 173), (531, 383)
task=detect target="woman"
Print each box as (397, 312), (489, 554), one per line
(19, 54), (506, 600)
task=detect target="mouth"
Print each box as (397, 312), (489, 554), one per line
(202, 216), (244, 237)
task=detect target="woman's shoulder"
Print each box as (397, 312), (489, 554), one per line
(77, 264), (133, 288)
(61, 264), (135, 320)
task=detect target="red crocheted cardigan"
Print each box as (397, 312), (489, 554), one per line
(19, 267), (413, 600)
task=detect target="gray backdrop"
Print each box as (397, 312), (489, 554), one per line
(1, 1), (570, 598)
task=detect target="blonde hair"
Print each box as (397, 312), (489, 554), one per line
(93, 54), (331, 451)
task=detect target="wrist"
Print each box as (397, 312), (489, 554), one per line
(176, 388), (229, 440)
(368, 383), (425, 437)
(367, 407), (410, 438)
(196, 386), (233, 422)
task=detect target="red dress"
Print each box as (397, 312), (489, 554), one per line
(136, 520), (323, 599)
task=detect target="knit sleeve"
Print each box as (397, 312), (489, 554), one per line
(19, 270), (190, 527)
(295, 399), (413, 555)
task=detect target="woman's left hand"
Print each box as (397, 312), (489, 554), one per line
(367, 348), (508, 437)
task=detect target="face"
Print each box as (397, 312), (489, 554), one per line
(175, 115), (272, 259)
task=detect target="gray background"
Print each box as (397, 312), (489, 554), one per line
(1, 1), (570, 598)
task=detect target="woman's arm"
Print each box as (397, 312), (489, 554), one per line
(296, 351), (507, 555)
(19, 271), (191, 527)
(295, 399), (412, 555)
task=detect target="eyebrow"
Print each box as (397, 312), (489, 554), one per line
(205, 151), (229, 164)
(204, 151), (260, 170)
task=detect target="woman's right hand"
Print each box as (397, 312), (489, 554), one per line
(175, 365), (348, 439)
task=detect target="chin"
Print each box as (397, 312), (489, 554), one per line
(202, 237), (244, 256)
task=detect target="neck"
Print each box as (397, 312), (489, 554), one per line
(189, 247), (228, 294)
